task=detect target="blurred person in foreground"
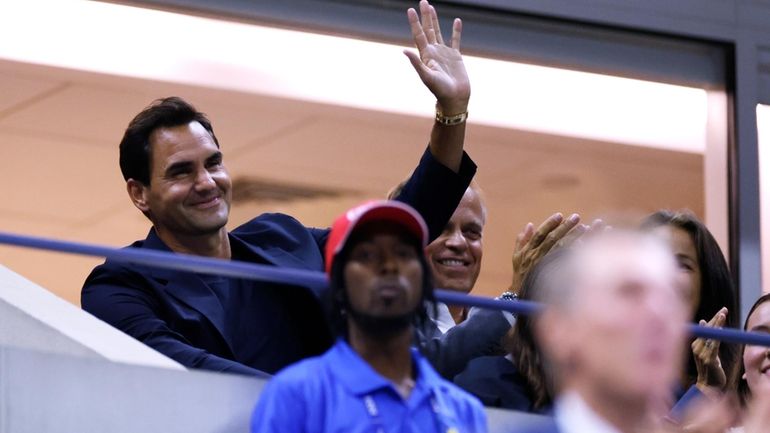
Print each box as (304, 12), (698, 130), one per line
(510, 229), (691, 433)
(82, 0), (476, 377)
(250, 201), (487, 433)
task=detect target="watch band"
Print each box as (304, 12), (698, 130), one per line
(435, 107), (468, 125)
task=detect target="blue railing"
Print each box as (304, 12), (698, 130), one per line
(1, 230), (767, 347)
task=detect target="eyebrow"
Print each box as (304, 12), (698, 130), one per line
(206, 151), (223, 163)
(750, 324), (770, 333)
(164, 160), (193, 176)
(163, 151), (222, 176)
(675, 253), (697, 263)
(463, 222), (483, 231)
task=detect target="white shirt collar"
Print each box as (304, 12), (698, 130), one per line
(427, 301), (456, 334)
(555, 391), (623, 433)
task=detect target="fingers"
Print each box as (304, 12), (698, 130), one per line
(429, 5), (444, 45)
(567, 223), (589, 243)
(420, 1), (437, 44)
(528, 213), (564, 248)
(693, 308), (730, 369)
(410, 1), (460, 50)
(697, 308), (728, 351)
(693, 322), (721, 356)
(407, 8), (429, 52)
(589, 218), (605, 232)
(706, 308), (728, 352)
(403, 50), (432, 82)
(522, 222), (535, 245)
(710, 307), (728, 326)
(450, 18), (462, 50)
(514, 222), (535, 252)
(539, 213), (581, 252)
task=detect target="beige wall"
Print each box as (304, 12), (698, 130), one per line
(0, 59), (704, 304)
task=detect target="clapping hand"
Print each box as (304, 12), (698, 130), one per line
(693, 307), (729, 391)
(508, 213), (586, 294)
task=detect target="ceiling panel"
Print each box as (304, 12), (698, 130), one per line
(224, 111), (432, 194)
(0, 131), (125, 224)
(0, 84), (155, 146)
(0, 70), (65, 115)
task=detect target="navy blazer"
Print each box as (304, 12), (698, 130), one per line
(82, 149), (476, 376)
(419, 308), (511, 379)
(454, 355), (550, 414)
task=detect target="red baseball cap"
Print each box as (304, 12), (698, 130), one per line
(324, 200), (428, 275)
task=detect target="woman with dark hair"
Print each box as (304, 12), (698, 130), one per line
(642, 210), (740, 393)
(453, 250), (565, 412)
(673, 294), (770, 432)
(731, 293), (770, 409)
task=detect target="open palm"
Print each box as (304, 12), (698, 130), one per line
(405, 1), (470, 115)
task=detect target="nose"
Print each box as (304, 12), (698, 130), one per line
(379, 251), (399, 275)
(444, 229), (467, 251)
(193, 168), (216, 192)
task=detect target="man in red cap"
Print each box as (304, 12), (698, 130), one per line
(251, 200), (487, 432)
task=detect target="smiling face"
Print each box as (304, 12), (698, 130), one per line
(343, 223), (424, 319)
(743, 300), (770, 393)
(128, 121), (231, 239)
(424, 187), (485, 294)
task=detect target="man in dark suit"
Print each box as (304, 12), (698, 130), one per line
(82, 0), (474, 377)
(510, 230), (690, 433)
(389, 177), (582, 380)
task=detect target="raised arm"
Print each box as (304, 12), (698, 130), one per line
(392, 1), (476, 242)
(405, 0), (470, 173)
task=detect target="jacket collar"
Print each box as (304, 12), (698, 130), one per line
(326, 339), (439, 406)
(135, 226), (324, 355)
(136, 228), (242, 354)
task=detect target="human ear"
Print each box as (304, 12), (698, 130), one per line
(126, 179), (150, 213)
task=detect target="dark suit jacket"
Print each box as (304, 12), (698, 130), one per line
(454, 355), (548, 413)
(419, 308), (511, 379)
(82, 149), (476, 376)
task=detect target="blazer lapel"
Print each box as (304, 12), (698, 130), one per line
(140, 229), (233, 355)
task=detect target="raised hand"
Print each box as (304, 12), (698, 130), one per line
(692, 307), (728, 391)
(508, 212), (582, 294)
(404, 0), (470, 115)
